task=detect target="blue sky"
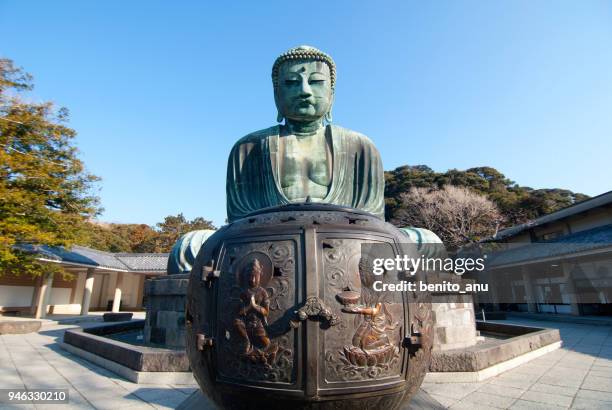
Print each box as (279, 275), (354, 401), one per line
(1, 1), (611, 227)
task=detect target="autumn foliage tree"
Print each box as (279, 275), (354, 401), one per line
(82, 222), (156, 253)
(83, 214), (216, 253)
(0, 58), (100, 275)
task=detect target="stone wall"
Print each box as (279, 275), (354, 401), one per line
(144, 274), (189, 348)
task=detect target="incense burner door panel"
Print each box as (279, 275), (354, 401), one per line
(318, 235), (407, 395)
(214, 236), (302, 391)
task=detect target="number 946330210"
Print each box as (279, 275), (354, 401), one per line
(1, 389), (69, 404)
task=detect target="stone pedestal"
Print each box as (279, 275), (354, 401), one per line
(432, 298), (477, 351)
(144, 273), (189, 348)
(430, 273), (478, 351)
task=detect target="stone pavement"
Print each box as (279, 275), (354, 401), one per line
(0, 321), (200, 410)
(422, 318), (612, 409)
(0, 317), (610, 409)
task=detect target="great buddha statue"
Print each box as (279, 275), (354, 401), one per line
(226, 45), (385, 222)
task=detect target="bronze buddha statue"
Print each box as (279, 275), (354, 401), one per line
(226, 46), (385, 222)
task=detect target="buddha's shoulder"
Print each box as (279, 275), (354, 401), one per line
(231, 125), (378, 147)
(330, 125), (377, 148)
(233, 126), (279, 147)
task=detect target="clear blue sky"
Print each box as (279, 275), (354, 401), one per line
(1, 1), (611, 227)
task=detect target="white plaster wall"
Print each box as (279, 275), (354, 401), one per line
(95, 272), (140, 309)
(121, 273), (137, 307)
(0, 285), (34, 307)
(48, 304), (81, 314)
(72, 271), (86, 304)
(48, 288), (71, 305)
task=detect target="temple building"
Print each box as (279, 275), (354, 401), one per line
(479, 190), (612, 316)
(0, 245), (168, 318)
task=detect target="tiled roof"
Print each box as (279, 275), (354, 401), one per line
(16, 244), (168, 273)
(115, 253), (169, 272)
(71, 245), (131, 270)
(487, 224), (612, 268)
(492, 190), (612, 240)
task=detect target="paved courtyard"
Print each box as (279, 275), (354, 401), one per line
(0, 322), (200, 410)
(0, 318), (610, 409)
(422, 318), (612, 409)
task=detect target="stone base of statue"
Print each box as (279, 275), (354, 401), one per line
(144, 273), (189, 348)
(431, 272), (478, 351)
(185, 204), (433, 410)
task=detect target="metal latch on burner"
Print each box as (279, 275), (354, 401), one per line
(402, 331), (422, 355)
(201, 260), (220, 286)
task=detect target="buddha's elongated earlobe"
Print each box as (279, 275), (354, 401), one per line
(325, 92), (335, 124)
(277, 111), (284, 123)
(324, 109), (333, 124)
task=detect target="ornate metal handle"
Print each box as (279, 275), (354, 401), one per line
(402, 332), (422, 355)
(201, 259), (221, 287)
(290, 296), (339, 328)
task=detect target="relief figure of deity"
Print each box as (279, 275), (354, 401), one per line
(233, 258), (278, 365)
(337, 257), (399, 367)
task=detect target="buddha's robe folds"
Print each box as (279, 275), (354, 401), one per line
(226, 124), (385, 222)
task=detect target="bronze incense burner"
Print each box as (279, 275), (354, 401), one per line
(186, 204), (432, 409)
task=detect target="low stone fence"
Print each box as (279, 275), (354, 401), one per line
(63, 320), (189, 372)
(426, 321), (561, 382)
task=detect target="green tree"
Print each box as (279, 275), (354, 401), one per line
(154, 213), (216, 252)
(385, 165), (589, 228)
(82, 222), (132, 253)
(0, 58), (100, 275)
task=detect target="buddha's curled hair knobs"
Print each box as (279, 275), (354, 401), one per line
(272, 45), (336, 92)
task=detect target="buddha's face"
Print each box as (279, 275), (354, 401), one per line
(248, 265), (261, 288)
(275, 60), (333, 122)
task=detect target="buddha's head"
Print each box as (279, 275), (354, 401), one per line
(272, 45), (336, 124)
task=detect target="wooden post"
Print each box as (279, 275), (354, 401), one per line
(80, 268), (95, 315)
(30, 275), (43, 315)
(489, 283), (501, 311)
(561, 262), (581, 316)
(34, 271), (54, 319)
(521, 266), (538, 313)
(135, 274), (145, 309)
(111, 272), (124, 312)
